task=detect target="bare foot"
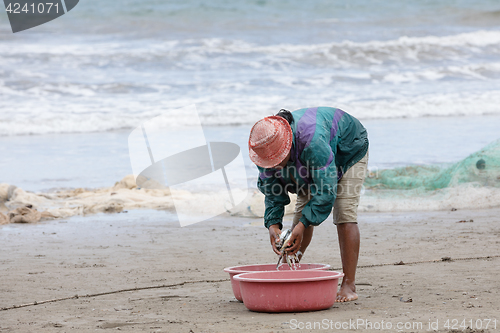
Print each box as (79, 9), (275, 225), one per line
(336, 281), (358, 302)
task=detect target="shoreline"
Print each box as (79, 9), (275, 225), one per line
(1, 208), (499, 332)
(2, 113), (500, 193)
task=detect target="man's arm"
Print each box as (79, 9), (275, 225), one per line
(298, 141), (338, 228)
(286, 141), (337, 254)
(257, 167), (291, 230)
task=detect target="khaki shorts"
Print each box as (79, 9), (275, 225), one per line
(292, 151), (368, 227)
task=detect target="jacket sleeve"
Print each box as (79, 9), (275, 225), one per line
(257, 167), (291, 229)
(298, 139), (337, 227)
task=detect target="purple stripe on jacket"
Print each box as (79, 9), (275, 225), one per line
(329, 108), (345, 143)
(293, 107), (318, 184)
(319, 151), (334, 171)
(296, 107), (318, 153)
(259, 170), (274, 180)
(313, 109), (345, 174)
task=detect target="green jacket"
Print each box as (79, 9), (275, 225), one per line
(257, 107), (368, 229)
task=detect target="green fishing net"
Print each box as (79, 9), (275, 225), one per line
(364, 138), (500, 191)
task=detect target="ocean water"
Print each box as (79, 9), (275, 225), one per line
(1, 114), (499, 190)
(1, 0), (500, 213)
(1, 0), (500, 135)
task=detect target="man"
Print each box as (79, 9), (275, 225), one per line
(248, 106), (368, 302)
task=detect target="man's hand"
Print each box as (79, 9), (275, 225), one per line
(286, 222), (305, 255)
(269, 224), (282, 255)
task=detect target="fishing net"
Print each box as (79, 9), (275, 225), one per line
(364, 138), (500, 192)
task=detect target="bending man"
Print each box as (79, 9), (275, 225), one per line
(248, 106), (369, 302)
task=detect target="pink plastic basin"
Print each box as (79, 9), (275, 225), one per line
(224, 263), (331, 302)
(234, 270), (344, 313)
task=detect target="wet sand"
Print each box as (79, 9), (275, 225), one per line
(1, 208), (499, 332)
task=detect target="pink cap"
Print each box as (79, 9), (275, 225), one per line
(249, 116), (293, 168)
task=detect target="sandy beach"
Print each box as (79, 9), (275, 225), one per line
(2, 1), (500, 332)
(1, 207), (499, 333)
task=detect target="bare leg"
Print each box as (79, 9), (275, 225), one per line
(336, 222), (359, 302)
